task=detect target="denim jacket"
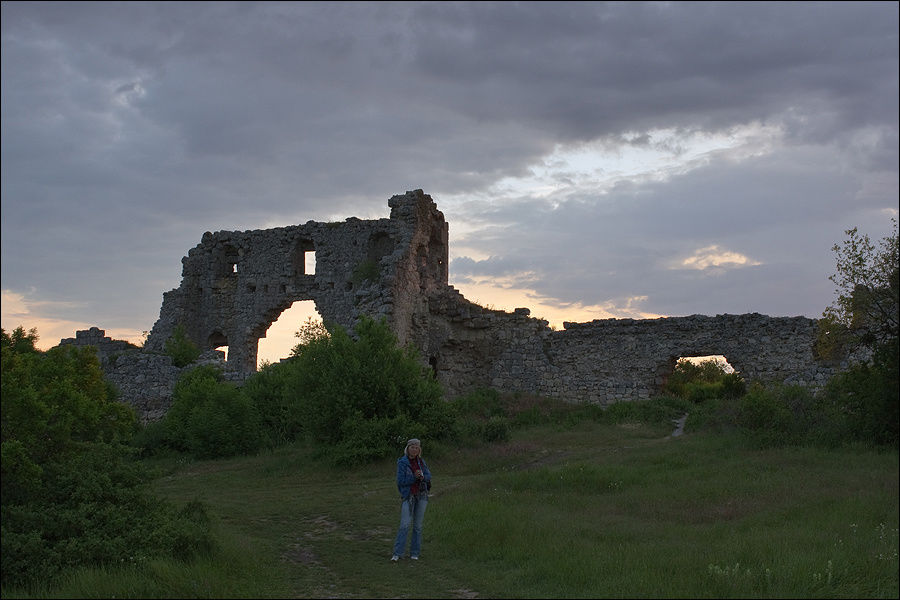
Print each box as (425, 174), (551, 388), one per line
(396, 454), (432, 500)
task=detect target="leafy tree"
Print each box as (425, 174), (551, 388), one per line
(164, 323), (201, 368)
(284, 315), (447, 463)
(1, 327), (213, 587)
(291, 316), (330, 354)
(815, 220), (898, 447)
(818, 218), (898, 359)
(1, 332), (135, 486)
(1, 326), (40, 355)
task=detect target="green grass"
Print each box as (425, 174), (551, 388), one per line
(4, 420), (897, 598)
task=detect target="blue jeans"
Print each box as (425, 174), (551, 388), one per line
(392, 495), (428, 557)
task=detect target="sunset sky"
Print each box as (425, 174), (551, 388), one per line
(2, 1), (897, 366)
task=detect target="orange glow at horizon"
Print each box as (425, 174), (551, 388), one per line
(448, 277), (663, 329)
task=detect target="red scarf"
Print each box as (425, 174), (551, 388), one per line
(409, 456), (423, 496)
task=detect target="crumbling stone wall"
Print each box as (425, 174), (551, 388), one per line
(414, 294), (842, 403)
(63, 189), (846, 421)
(61, 327), (226, 423)
(143, 190), (447, 372)
(60, 327), (137, 357)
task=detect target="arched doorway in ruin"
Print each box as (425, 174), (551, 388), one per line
(256, 299), (323, 369)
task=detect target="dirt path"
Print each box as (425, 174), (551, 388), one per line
(670, 413), (688, 437)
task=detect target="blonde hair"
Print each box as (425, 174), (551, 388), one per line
(405, 438), (422, 457)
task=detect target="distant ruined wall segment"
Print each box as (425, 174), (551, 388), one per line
(64, 190), (845, 421)
(418, 296), (840, 402)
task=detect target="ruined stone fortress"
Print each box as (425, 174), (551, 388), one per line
(62, 190), (842, 422)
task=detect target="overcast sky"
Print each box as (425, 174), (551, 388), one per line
(2, 1), (898, 364)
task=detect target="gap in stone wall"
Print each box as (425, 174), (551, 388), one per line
(257, 299), (322, 368)
(679, 355), (735, 374)
(207, 330), (228, 361)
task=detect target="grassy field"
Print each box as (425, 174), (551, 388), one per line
(7, 417), (898, 598)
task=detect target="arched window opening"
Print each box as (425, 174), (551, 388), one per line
(257, 300), (323, 369)
(208, 331), (228, 361)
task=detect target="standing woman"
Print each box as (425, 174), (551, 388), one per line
(391, 438), (432, 561)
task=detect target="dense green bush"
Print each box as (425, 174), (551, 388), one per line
(684, 380), (723, 403)
(142, 316), (451, 464)
(480, 415), (510, 442)
(282, 316), (445, 463)
(720, 372), (747, 399)
(329, 414), (419, 466)
(691, 367), (898, 450)
(241, 360), (306, 448)
(736, 384), (800, 447)
(154, 364), (263, 459)
(815, 349), (899, 447)
(446, 388), (511, 443)
(1, 327), (214, 588)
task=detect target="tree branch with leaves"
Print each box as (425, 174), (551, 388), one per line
(817, 218), (899, 361)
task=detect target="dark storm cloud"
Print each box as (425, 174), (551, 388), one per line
(1, 1), (897, 337)
(410, 2), (898, 151)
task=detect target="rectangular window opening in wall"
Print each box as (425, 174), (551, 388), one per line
(305, 250), (316, 275)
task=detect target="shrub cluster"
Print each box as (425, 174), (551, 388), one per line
(137, 364), (263, 459)
(139, 316), (453, 466)
(1, 327), (215, 589)
(674, 354), (898, 449)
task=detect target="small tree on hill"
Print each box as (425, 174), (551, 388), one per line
(164, 324), (201, 367)
(817, 218), (898, 360)
(816, 219), (898, 446)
